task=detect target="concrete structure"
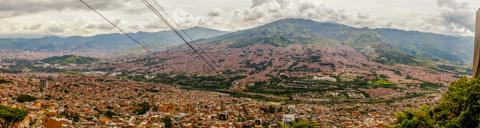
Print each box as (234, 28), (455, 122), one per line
(40, 79), (48, 91)
(473, 9), (480, 78)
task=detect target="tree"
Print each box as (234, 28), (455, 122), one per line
(163, 116), (173, 128)
(0, 79), (10, 84)
(394, 77), (480, 128)
(58, 111), (80, 122)
(133, 102), (151, 115)
(393, 105), (435, 128)
(16, 95), (36, 103)
(0, 105), (27, 128)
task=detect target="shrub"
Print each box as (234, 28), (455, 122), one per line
(16, 95), (37, 103)
(163, 116), (173, 128)
(58, 111), (80, 122)
(133, 102), (151, 115)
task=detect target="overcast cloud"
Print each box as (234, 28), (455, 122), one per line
(0, 0), (478, 38)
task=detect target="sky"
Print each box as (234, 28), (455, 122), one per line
(0, 0), (478, 38)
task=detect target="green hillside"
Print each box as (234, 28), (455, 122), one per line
(207, 19), (473, 68)
(41, 55), (99, 65)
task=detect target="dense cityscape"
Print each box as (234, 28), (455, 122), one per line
(0, 73), (446, 127)
(1, 0), (480, 127)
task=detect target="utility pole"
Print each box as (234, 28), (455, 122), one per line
(473, 9), (480, 78)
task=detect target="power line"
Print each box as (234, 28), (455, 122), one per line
(150, 0), (214, 61)
(79, 0), (152, 54)
(141, 0), (220, 74)
(79, 0), (176, 70)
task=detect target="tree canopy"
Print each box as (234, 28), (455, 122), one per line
(16, 95), (36, 103)
(0, 105), (27, 128)
(394, 77), (480, 128)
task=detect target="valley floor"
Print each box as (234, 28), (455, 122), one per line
(0, 73), (444, 127)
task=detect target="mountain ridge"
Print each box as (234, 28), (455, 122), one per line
(204, 18), (473, 65)
(0, 27), (227, 52)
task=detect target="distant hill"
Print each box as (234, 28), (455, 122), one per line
(0, 27), (227, 52)
(207, 19), (473, 65)
(41, 55), (98, 65)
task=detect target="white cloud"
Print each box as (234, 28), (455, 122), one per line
(0, 0), (478, 37)
(437, 0), (468, 10)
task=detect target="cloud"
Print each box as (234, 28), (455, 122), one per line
(251, 0), (277, 8)
(207, 9), (223, 17)
(441, 10), (474, 31)
(0, 0), (477, 37)
(85, 24), (96, 29)
(436, 0), (468, 10)
(434, 0), (475, 35)
(47, 26), (65, 33)
(228, 0), (380, 30)
(97, 20), (122, 30)
(27, 24), (42, 30)
(0, 0), (134, 19)
(145, 21), (167, 29)
(218, 0), (476, 36)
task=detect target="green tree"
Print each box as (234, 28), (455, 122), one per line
(16, 95), (36, 103)
(58, 111), (80, 122)
(0, 79), (10, 84)
(133, 102), (151, 115)
(163, 116), (173, 128)
(394, 77), (480, 128)
(0, 105), (27, 128)
(393, 105), (435, 128)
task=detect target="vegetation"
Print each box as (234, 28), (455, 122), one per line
(394, 77), (480, 128)
(368, 79), (394, 88)
(133, 102), (151, 115)
(0, 59), (64, 73)
(291, 120), (317, 128)
(122, 73), (245, 90)
(163, 116), (173, 128)
(0, 79), (10, 84)
(245, 75), (399, 97)
(16, 95), (37, 103)
(260, 106), (282, 114)
(0, 105), (27, 128)
(242, 60), (272, 72)
(58, 111), (80, 122)
(95, 108), (117, 118)
(41, 55), (98, 65)
(419, 81), (444, 90)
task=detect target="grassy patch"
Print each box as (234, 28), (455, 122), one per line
(419, 81), (444, 90)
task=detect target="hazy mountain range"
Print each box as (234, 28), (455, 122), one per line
(0, 19), (474, 65)
(0, 27), (227, 52)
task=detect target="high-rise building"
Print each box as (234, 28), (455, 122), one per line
(40, 79), (48, 91)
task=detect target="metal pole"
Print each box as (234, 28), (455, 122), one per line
(473, 9), (480, 78)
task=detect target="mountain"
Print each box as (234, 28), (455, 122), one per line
(0, 27), (227, 52)
(112, 18), (460, 101)
(206, 19), (473, 65)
